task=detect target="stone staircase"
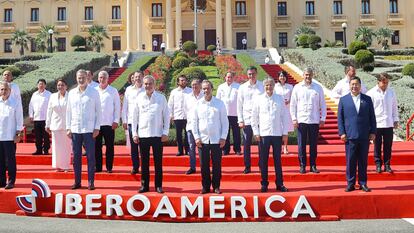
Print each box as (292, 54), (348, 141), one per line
(222, 49), (273, 64)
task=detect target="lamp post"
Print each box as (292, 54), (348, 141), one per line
(48, 29), (54, 53)
(341, 22), (347, 48)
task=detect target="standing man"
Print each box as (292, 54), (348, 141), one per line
(183, 79), (203, 175)
(242, 36), (247, 50)
(216, 72), (241, 155)
(193, 80), (228, 194)
(95, 71), (121, 173)
(0, 82), (23, 189)
(152, 38), (158, 51)
(290, 67), (326, 174)
(132, 75), (169, 194)
(338, 77), (376, 192)
(160, 41), (166, 54)
(367, 73), (399, 173)
(86, 70), (99, 88)
(237, 66), (264, 174)
(168, 75), (192, 156)
(29, 79), (51, 155)
(66, 69), (101, 190)
(2, 70), (21, 105)
(122, 71), (144, 174)
(252, 78), (289, 193)
(332, 65), (367, 98)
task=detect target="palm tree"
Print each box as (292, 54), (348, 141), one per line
(293, 24), (316, 46)
(11, 30), (30, 56)
(86, 25), (109, 52)
(35, 25), (59, 52)
(376, 27), (394, 50)
(354, 26), (376, 47)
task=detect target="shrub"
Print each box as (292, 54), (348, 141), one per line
(172, 56), (190, 70)
(74, 48), (87, 52)
(71, 35), (86, 48)
(308, 35), (321, 50)
(206, 44), (216, 52)
(14, 63), (39, 75)
(355, 49), (375, 66)
(362, 64), (375, 72)
(374, 49), (414, 56)
(176, 51), (188, 58)
(1, 65), (21, 77)
(297, 34), (310, 48)
(20, 54), (51, 61)
(348, 40), (367, 55)
(182, 41), (197, 54)
(402, 63), (414, 78)
(177, 67), (207, 83)
(383, 55), (414, 60)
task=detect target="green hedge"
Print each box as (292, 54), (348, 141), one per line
(111, 56), (156, 92)
(14, 52), (110, 117)
(355, 49), (374, 66)
(401, 63), (414, 78)
(348, 40), (367, 55)
(235, 53), (267, 81)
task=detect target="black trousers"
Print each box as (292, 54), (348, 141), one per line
(346, 139), (369, 186)
(0, 141), (16, 186)
(139, 137), (163, 189)
(95, 125), (115, 171)
(199, 143), (222, 190)
(34, 121), (50, 153)
(374, 127), (394, 166)
(297, 123), (319, 167)
(223, 116), (241, 154)
(128, 124), (140, 171)
(259, 136), (284, 187)
(174, 119), (188, 154)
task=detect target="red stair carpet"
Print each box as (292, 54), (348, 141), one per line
(108, 67), (127, 84)
(1, 142), (414, 222)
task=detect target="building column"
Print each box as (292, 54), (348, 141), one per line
(126, 0), (132, 51)
(225, 0), (233, 49)
(255, 0), (263, 49)
(175, 0), (182, 49)
(166, 0), (174, 49)
(136, 0), (142, 50)
(216, 0), (223, 47)
(265, 0), (273, 48)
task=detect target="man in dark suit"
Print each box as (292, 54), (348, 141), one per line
(338, 76), (376, 192)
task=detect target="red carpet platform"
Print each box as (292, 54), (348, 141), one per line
(1, 142), (414, 221)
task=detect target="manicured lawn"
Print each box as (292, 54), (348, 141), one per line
(236, 53), (268, 80)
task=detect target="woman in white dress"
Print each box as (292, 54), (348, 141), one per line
(274, 71), (294, 154)
(45, 79), (71, 172)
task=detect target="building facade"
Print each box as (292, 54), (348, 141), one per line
(0, 0), (412, 57)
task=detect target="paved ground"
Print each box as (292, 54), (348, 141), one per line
(0, 214), (413, 233)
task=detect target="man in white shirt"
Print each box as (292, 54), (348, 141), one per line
(160, 41), (166, 54)
(66, 69), (101, 190)
(237, 66), (264, 174)
(290, 67), (327, 174)
(216, 72), (241, 155)
(94, 71), (121, 173)
(132, 75), (170, 194)
(86, 70), (99, 88)
(264, 55), (270, 65)
(183, 79), (203, 175)
(332, 65), (367, 98)
(193, 80), (228, 194)
(0, 82), (23, 189)
(251, 78), (289, 193)
(367, 73), (399, 173)
(242, 37), (247, 50)
(168, 75), (192, 156)
(29, 79), (52, 155)
(122, 71), (144, 174)
(2, 70), (21, 106)
(152, 39), (158, 51)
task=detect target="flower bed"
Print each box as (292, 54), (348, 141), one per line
(216, 55), (248, 83)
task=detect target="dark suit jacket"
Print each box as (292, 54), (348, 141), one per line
(337, 93), (376, 140)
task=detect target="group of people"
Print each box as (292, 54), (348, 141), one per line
(0, 63), (399, 194)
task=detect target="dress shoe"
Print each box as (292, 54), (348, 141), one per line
(176, 152), (184, 156)
(223, 151), (229, 156)
(260, 186), (268, 193)
(243, 167), (251, 174)
(32, 151), (42, 155)
(310, 166), (320, 174)
(43, 150), (49, 155)
(4, 183), (14, 190)
(156, 187), (164, 194)
(186, 168), (196, 175)
(88, 184), (95, 190)
(95, 169), (102, 173)
(214, 188), (222, 194)
(359, 184), (371, 192)
(376, 165), (382, 173)
(200, 188), (210, 194)
(385, 165), (393, 173)
(345, 185), (355, 192)
(235, 151), (242, 156)
(130, 168), (139, 174)
(71, 184), (81, 190)
(276, 185), (288, 192)
(138, 187), (149, 193)
(299, 166), (306, 174)
(106, 170), (113, 174)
